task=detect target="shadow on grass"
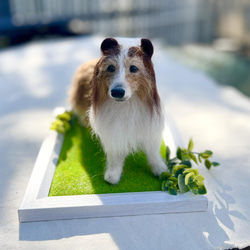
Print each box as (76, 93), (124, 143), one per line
(49, 117), (163, 196)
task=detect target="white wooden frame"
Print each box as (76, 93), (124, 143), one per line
(18, 113), (208, 223)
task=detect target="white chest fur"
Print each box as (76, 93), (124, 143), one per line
(89, 94), (164, 156)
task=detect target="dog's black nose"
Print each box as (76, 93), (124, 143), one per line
(111, 88), (125, 99)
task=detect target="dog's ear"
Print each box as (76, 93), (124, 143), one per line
(141, 38), (154, 59)
(101, 38), (120, 56)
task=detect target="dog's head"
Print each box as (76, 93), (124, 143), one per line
(92, 38), (160, 112)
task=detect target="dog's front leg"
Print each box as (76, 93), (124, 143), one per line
(144, 145), (167, 177)
(104, 152), (126, 184)
(147, 152), (167, 177)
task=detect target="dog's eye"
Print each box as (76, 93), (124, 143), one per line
(107, 65), (116, 72)
(130, 65), (138, 73)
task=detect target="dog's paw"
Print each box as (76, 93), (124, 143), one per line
(104, 170), (121, 185)
(151, 161), (168, 177)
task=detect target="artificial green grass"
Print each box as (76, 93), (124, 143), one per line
(49, 117), (166, 196)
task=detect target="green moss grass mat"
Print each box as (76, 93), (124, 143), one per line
(49, 117), (166, 196)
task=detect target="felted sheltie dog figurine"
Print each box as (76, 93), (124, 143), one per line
(69, 38), (167, 184)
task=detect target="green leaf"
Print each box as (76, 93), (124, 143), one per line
(52, 119), (64, 126)
(180, 160), (192, 167)
(172, 164), (186, 174)
(198, 155), (202, 163)
(200, 150), (213, 159)
(50, 112), (73, 134)
(168, 161), (177, 167)
(204, 150), (213, 156)
(56, 111), (72, 121)
(178, 174), (190, 193)
(200, 153), (209, 159)
(167, 166), (174, 175)
(194, 175), (205, 186)
(188, 138), (194, 151)
(166, 161), (176, 174)
(168, 176), (178, 185)
(212, 162), (220, 167)
(205, 159), (212, 170)
(188, 181), (198, 189)
(181, 149), (191, 161)
(183, 168), (199, 176)
(191, 188), (199, 195)
(159, 172), (171, 181)
(55, 127), (66, 133)
(50, 125), (65, 134)
(166, 146), (171, 162)
(161, 181), (168, 191)
(169, 187), (177, 195)
(177, 147), (183, 160)
(197, 185), (207, 195)
(189, 153), (198, 164)
(174, 168), (186, 178)
(50, 120), (66, 133)
(166, 180), (174, 188)
(185, 172), (194, 185)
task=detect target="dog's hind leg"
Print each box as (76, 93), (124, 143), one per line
(104, 152), (126, 184)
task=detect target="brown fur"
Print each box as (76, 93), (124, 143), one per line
(127, 46), (161, 114)
(69, 59), (98, 124)
(91, 56), (117, 114)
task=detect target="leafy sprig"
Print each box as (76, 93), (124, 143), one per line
(50, 111), (73, 134)
(160, 139), (219, 195)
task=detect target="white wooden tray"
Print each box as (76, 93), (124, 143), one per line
(18, 110), (208, 223)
